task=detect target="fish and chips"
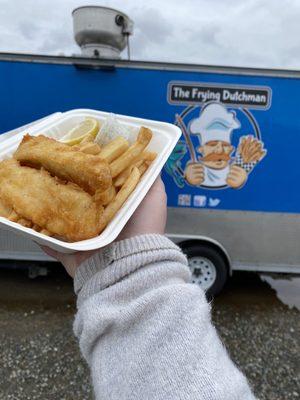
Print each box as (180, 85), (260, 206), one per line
(0, 120), (157, 242)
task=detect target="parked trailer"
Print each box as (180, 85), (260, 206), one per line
(1, 52), (300, 295)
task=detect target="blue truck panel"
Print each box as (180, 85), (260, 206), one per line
(0, 59), (299, 214)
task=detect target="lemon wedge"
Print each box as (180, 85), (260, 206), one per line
(60, 118), (100, 146)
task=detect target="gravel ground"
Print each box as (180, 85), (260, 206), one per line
(213, 275), (300, 400)
(0, 263), (299, 400)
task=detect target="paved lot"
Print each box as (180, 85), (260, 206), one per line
(0, 263), (299, 400)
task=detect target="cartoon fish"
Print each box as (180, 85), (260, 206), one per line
(165, 141), (187, 188)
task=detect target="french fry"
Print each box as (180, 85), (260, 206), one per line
(99, 137), (129, 163)
(114, 160), (144, 187)
(138, 127), (153, 145)
(103, 167), (140, 224)
(113, 175), (126, 188)
(114, 149), (156, 187)
(80, 142), (101, 155)
(110, 127), (152, 178)
(95, 185), (116, 206)
(136, 151), (157, 162)
(113, 150), (156, 187)
(137, 161), (148, 176)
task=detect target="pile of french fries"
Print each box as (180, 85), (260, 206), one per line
(72, 126), (157, 228)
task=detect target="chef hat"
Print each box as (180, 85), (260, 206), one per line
(189, 103), (240, 145)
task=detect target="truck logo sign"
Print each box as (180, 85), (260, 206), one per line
(168, 81), (271, 109)
(165, 81), (270, 191)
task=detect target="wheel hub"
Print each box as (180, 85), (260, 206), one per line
(188, 256), (217, 291)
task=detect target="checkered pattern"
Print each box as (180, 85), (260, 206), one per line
(234, 153), (258, 173)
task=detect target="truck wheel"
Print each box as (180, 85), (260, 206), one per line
(180, 243), (228, 297)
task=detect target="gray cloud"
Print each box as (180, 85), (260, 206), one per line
(0, 0), (300, 69)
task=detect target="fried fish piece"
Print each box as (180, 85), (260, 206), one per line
(0, 196), (13, 218)
(0, 159), (106, 242)
(14, 134), (112, 194)
(0, 201), (33, 229)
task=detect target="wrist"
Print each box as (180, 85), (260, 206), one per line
(74, 234), (187, 305)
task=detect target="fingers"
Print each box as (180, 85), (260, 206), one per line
(147, 175), (166, 195)
(188, 164), (204, 176)
(39, 244), (74, 265)
(116, 175), (167, 242)
(190, 164), (204, 172)
(130, 175), (167, 219)
(227, 176), (243, 188)
(227, 177), (242, 189)
(39, 244), (63, 262)
(191, 169), (204, 176)
(186, 163), (204, 185)
(228, 166), (242, 177)
(143, 176), (167, 205)
(192, 174), (204, 181)
(227, 165), (247, 189)
(39, 243), (97, 278)
(151, 175), (165, 192)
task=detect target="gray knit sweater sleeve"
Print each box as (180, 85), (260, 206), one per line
(73, 234), (256, 400)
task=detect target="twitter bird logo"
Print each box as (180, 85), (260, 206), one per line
(209, 198), (220, 207)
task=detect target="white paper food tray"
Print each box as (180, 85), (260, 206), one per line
(0, 109), (181, 253)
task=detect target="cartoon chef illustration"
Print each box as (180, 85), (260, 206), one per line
(184, 103), (266, 189)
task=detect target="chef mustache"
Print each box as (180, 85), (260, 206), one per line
(201, 153), (231, 162)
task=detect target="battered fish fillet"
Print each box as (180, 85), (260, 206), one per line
(14, 135), (112, 194)
(0, 196), (13, 218)
(0, 159), (106, 242)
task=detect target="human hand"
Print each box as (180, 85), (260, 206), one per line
(226, 165), (247, 189)
(41, 176), (167, 278)
(117, 175), (167, 241)
(185, 163), (204, 186)
(41, 245), (96, 279)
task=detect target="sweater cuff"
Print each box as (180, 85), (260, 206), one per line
(74, 234), (187, 303)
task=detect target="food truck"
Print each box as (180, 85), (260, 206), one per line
(0, 6), (300, 295)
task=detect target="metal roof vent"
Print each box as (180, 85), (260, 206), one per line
(72, 6), (133, 59)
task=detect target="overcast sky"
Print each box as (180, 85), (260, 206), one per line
(1, 0), (300, 69)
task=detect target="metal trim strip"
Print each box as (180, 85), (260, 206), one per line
(1, 52), (300, 78)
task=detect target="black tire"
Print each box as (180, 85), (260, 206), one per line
(180, 242), (228, 298)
